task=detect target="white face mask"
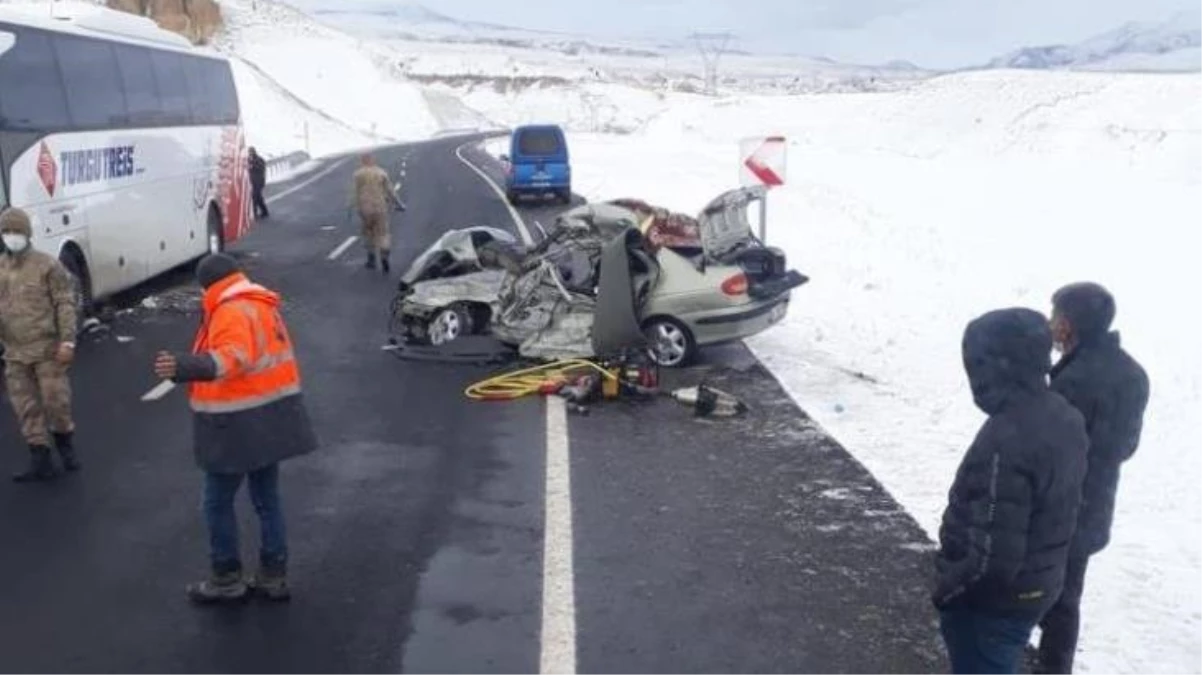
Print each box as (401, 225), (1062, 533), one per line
(2, 233), (29, 253)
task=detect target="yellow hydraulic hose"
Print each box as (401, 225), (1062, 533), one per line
(464, 358), (617, 401)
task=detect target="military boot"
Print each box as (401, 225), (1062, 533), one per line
(380, 250), (391, 275)
(248, 565), (291, 602)
(186, 570), (249, 605)
(12, 445), (59, 483)
(365, 252), (377, 270)
(54, 432), (80, 472)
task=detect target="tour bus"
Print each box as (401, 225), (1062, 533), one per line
(0, 3), (251, 318)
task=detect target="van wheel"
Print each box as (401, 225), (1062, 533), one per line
(206, 207), (225, 255)
(59, 249), (93, 334)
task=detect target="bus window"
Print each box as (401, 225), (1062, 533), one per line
(54, 34), (128, 128)
(149, 49), (191, 126)
(207, 60), (239, 125)
(0, 27), (70, 130)
(182, 57), (215, 124)
(114, 44), (161, 126)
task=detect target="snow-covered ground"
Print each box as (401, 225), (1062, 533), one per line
(487, 70), (1201, 674)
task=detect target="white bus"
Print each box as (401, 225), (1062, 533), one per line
(0, 3), (252, 316)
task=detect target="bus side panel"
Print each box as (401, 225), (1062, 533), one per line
(216, 124), (250, 245)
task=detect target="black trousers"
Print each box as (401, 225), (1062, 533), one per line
(252, 183), (269, 218)
(1037, 554), (1091, 673)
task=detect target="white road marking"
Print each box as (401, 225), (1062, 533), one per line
(266, 157), (350, 205)
(327, 235), (359, 260)
(455, 138), (576, 673)
(140, 379), (176, 402)
(453, 140), (534, 245)
(540, 397), (577, 674)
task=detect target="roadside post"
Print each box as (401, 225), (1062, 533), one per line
(738, 136), (787, 244)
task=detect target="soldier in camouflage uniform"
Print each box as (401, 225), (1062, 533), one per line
(349, 153), (403, 274)
(0, 207), (80, 482)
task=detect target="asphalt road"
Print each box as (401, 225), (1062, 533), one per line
(0, 134), (946, 673)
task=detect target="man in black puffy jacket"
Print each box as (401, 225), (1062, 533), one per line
(934, 308), (1089, 674)
(1036, 283), (1149, 674)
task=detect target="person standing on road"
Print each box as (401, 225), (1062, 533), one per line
(0, 207), (80, 482)
(248, 147), (269, 220)
(1035, 283), (1149, 674)
(349, 153), (403, 274)
(933, 308), (1089, 674)
(153, 253), (317, 604)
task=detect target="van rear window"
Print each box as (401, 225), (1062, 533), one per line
(517, 129), (563, 156)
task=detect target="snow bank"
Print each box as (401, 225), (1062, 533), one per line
(566, 69), (1202, 674)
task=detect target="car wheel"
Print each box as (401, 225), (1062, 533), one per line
(427, 304), (474, 346)
(643, 317), (695, 368)
(207, 207), (225, 255)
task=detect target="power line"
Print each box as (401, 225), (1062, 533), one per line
(690, 31), (733, 96)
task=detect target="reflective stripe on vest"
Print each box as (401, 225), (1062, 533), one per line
(188, 295), (302, 415)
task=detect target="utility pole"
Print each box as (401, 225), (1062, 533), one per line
(690, 31), (733, 96)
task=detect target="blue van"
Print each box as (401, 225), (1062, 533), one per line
(502, 124), (571, 205)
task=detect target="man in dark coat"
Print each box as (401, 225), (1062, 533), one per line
(1035, 283), (1149, 673)
(934, 308), (1089, 674)
(154, 254), (317, 604)
(248, 147), (269, 220)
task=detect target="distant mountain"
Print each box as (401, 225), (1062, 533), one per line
(988, 12), (1201, 72)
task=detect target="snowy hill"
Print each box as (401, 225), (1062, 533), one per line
(988, 12), (1201, 72)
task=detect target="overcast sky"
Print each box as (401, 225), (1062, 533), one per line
(287, 0), (1200, 68)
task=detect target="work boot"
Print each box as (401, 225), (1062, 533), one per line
(248, 566), (291, 602)
(365, 253), (377, 270)
(12, 445), (59, 483)
(186, 570), (249, 605)
(54, 432), (80, 472)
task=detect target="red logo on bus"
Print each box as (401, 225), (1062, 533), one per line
(37, 142), (58, 197)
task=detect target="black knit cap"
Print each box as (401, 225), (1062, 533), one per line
(196, 253), (241, 289)
(1052, 282), (1116, 343)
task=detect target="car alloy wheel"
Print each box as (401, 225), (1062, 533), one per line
(644, 318), (693, 367)
(428, 306), (471, 346)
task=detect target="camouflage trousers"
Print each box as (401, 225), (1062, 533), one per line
(3, 360), (74, 447)
(359, 211), (391, 255)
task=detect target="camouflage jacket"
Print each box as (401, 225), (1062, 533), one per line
(0, 250), (78, 363)
(351, 165), (398, 216)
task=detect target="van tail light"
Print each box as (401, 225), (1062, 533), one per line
(721, 273), (749, 296)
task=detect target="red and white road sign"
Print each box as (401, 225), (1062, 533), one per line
(738, 136), (787, 188)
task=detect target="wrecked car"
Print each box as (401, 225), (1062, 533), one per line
(389, 186), (809, 367)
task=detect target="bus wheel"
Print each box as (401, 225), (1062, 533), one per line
(207, 207), (225, 255)
(59, 249), (93, 333)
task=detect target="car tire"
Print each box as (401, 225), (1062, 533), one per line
(642, 316), (695, 368)
(426, 304), (474, 346)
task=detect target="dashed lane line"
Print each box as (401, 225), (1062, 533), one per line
(327, 235), (359, 261)
(454, 138), (577, 674)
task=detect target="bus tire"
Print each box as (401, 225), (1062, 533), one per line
(206, 206), (225, 256)
(59, 247), (93, 332)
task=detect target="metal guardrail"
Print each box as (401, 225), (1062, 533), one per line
(265, 150), (311, 181)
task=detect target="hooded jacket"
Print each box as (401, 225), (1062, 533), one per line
(172, 272), (317, 473)
(0, 209), (78, 363)
(934, 308), (1089, 617)
(1051, 331), (1149, 556)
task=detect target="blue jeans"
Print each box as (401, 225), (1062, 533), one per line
(203, 464), (286, 575)
(940, 607), (1038, 674)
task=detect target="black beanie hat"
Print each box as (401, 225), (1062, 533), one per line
(196, 253), (241, 289)
(1052, 282), (1116, 342)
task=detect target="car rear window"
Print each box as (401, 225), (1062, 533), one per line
(517, 129), (563, 156)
